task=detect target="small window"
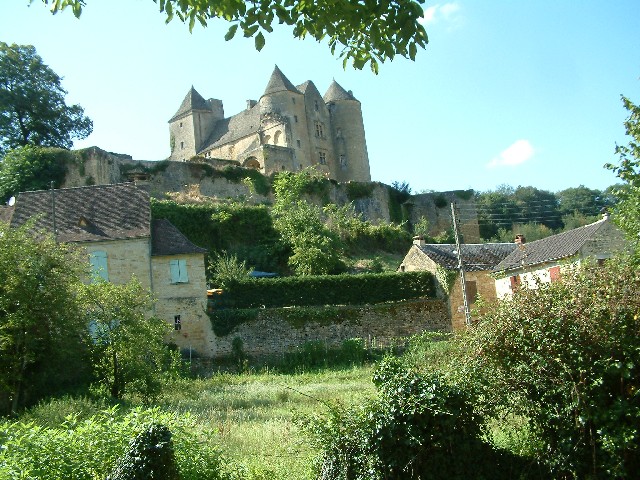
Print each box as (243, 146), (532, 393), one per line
(339, 155), (347, 169)
(294, 115), (298, 123)
(315, 121), (324, 138)
(319, 152), (326, 165)
(174, 315), (181, 331)
(89, 250), (109, 282)
(170, 259), (189, 284)
(292, 97), (296, 104)
(180, 141), (184, 150)
(296, 139), (301, 147)
(314, 100), (319, 111)
(179, 122), (183, 128)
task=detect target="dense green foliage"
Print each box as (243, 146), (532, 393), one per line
(607, 95), (640, 241)
(466, 257), (640, 478)
(41, 0), (428, 73)
(0, 42), (92, 154)
(79, 278), (175, 401)
(307, 357), (534, 480)
(212, 271), (435, 309)
(0, 406), (227, 479)
(108, 423), (180, 480)
(0, 145), (74, 201)
(475, 184), (616, 240)
(0, 221), (89, 415)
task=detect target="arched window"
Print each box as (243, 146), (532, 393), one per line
(273, 130), (282, 145)
(243, 157), (261, 170)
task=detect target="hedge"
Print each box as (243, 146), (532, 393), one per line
(212, 271), (435, 309)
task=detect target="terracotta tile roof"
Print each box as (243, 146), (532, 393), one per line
(417, 243), (517, 271)
(10, 183), (150, 243)
(151, 219), (207, 256)
(493, 218), (612, 273)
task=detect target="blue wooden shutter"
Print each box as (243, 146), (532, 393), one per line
(89, 251), (109, 281)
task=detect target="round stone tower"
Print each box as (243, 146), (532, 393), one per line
(323, 80), (371, 182)
(259, 66), (310, 170)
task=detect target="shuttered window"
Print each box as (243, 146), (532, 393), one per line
(89, 250), (109, 282)
(170, 259), (189, 284)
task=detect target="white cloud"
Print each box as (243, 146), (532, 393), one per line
(419, 3), (461, 25)
(487, 140), (535, 168)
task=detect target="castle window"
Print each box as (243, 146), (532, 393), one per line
(319, 152), (326, 165)
(174, 315), (181, 331)
(315, 121), (324, 138)
(294, 115), (298, 123)
(292, 97), (296, 104)
(274, 130), (282, 145)
(296, 139), (301, 147)
(180, 141), (184, 150)
(179, 122), (183, 128)
(339, 155), (347, 169)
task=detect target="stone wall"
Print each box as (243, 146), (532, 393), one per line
(62, 148), (480, 237)
(210, 299), (450, 358)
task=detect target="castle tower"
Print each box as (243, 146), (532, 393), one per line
(168, 86), (223, 161)
(323, 80), (371, 182)
(259, 66), (309, 171)
(298, 80), (335, 176)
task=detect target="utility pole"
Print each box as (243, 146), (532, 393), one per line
(451, 202), (471, 326)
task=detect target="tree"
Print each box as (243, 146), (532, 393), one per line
(606, 95), (640, 241)
(0, 42), (92, 154)
(556, 185), (609, 218)
(272, 168), (345, 275)
(0, 146), (72, 202)
(467, 256), (640, 478)
(0, 221), (89, 415)
(79, 277), (173, 400)
(37, 0), (428, 73)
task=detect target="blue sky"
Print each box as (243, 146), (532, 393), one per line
(2, 1), (639, 193)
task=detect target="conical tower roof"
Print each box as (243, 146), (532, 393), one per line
(169, 86), (209, 122)
(263, 65), (300, 96)
(323, 80), (358, 102)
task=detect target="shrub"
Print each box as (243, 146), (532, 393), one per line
(467, 256), (640, 478)
(306, 357), (532, 480)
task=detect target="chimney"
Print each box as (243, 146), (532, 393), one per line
(246, 99), (257, 109)
(413, 235), (425, 247)
(514, 234), (526, 245)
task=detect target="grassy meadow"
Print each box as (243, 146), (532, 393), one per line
(12, 366), (377, 479)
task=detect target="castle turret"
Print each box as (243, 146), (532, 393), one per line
(259, 66), (308, 170)
(324, 80), (371, 182)
(168, 86), (223, 161)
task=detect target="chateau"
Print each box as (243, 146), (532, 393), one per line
(168, 66), (371, 182)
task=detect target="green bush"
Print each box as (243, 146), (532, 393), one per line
(306, 357), (534, 480)
(213, 271), (435, 309)
(467, 256), (640, 478)
(108, 423), (180, 480)
(0, 406), (227, 480)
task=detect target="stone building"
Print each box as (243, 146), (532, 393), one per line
(5, 183), (213, 356)
(168, 66), (371, 182)
(493, 213), (626, 298)
(399, 237), (516, 330)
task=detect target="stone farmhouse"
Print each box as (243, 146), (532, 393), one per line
(493, 213), (625, 298)
(399, 238), (516, 329)
(168, 66), (371, 183)
(4, 183), (213, 356)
